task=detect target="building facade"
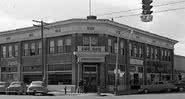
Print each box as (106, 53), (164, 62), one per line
(0, 17), (178, 92)
(174, 55), (185, 80)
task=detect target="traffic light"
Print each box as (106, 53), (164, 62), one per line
(142, 0), (153, 15)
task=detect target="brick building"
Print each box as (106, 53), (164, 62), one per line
(0, 16), (178, 92)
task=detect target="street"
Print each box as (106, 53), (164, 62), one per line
(0, 93), (185, 99)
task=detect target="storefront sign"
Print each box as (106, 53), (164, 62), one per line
(79, 57), (105, 62)
(129, 66), (136, 72)
(130, 59), (143, 65)
(7, 61), (19, 66)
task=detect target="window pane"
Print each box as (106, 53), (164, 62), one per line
(30, 43), (36, 56)
(14, 45), (18, 56)
(49, 40), (55, 54)
(24, 43), (29, 56)
(2, 46), (6, 58)
(8, 45), (13, 57)
(57, 39), (63, 46)
(65, 38), (71, 45)
(91, 37), (98, 46)
(83, 37), (90, 45)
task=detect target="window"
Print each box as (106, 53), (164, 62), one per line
(65, 38), (71, 52)
(129, 43), (133, 56)
(38, 41), (42, 55)
(91, 37), (98, 46)
(8, 45), (13, 57)
(114, 42), (118, 53)
(57, 39), (64, 53)
(14, 45), (18, 57)
(83, 37), (90, 46)
(108, 39), (112, 53)
(83, 36), (97, 46)
(23, 43), (29, 56)
(48, 74), (72, 85)
(49, 40), (55, 54)
(155, 48), (158, 59)
(120, 41), (124, 55)
(133, 44), (137, 57)
(146, 46), (150, 58)
(2, 46), (6, 58)
(30, 43), (36, 56)
(151, 47), (154, 59)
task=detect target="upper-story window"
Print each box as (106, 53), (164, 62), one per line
(30, 42), (36, 56)
(14, 45), (18, 57)
(133, 44), (137, 57)
(129, 43), (133, 56)
(108, 39), (113, 53)
(38, 41), (42, 55)
(114, 41), (118, 54)
(146, 46), (150, 58)
(8, 45), (13, 57)
(2, 46), (6, 58)
(65, 38), (72, 52)
(83, 36), (97, 46)
(57, 39), (64, 53)
(49, 40), (55, 54)
(155, 48), (158, 59)
(120, 40), (125, 55)
(24, 43), (29, 56)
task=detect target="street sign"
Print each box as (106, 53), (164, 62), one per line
(140, 14), (153, 22)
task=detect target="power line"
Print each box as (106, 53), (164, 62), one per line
(96, 0), (185, 16)
(108, 7), (185, 19)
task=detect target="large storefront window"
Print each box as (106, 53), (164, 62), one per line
(48, 74), (72, 85)
(48, 64), (72, 71)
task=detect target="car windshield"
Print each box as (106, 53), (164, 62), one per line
(11, 82), (21, 86)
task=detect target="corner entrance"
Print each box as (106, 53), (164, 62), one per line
(83, 64), (99, 92)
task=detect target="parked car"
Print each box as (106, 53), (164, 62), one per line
(168, 80), (185, 92)
(138, 81), (178, 94)
(6, 81), (27, 95)
(27, 81), (48, 95)
(0, 82), (9, 94)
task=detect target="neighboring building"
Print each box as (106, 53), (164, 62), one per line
(0, 16), (178, 92)
(174, 55), (185, 80)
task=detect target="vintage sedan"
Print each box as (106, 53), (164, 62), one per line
(27, 81), (48, 95)
(169, 80), (185, 92)
(138, 81), (178, 93)
(0, 82), (9, 94)
(6, 81), (27, 95)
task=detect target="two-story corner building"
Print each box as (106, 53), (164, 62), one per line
(0, 16), (178, 92)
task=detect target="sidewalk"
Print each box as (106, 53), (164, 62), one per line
(48, 90), (139, 96)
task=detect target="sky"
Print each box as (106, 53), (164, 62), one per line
(0, 0), (185, 56)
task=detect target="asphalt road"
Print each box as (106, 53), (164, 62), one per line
(0, 93), (185, 99)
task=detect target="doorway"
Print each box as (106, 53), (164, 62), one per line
(83, 64), (98, 92)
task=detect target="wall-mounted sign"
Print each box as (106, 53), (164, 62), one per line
(130, 59), (143, 65)
(7, 61), (19, 66)
(79, 57), (104, 62)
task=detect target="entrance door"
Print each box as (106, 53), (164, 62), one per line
(83, 64), (98, 92)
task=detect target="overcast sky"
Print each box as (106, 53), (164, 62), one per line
(0, 0), (185, 56)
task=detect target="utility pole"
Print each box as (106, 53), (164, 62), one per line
(114, 31), (120, 95)
(33, 20), (49, 86)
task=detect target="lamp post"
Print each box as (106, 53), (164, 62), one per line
(114, 31), (120, 95)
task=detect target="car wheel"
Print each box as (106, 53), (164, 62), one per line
(179, 88), (184, 92)
(144, 89), (149, 94)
